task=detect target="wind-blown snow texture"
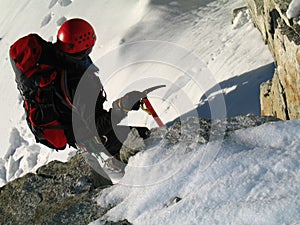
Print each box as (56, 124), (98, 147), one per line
(94, 119), (300, 225)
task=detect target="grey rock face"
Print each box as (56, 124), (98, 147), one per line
(0, 154), (112, 225)
(164, 114), (279, 146)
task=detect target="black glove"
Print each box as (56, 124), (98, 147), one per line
(114, 91), (146, 112)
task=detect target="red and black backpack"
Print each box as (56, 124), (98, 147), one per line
(9, 34), (69, 150)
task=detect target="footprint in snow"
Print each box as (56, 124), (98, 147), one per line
(41, 13), (53, 28)
(49, 0), (72, 8)
(59, 0), (72, 7)
(7, 156), (23, 181)
(26, 145), (41, 169)
(163, 75), (192, 99)
(48, 0), (58, 9)
(56, 16), (67, 26)
(4, 128), (28, 161)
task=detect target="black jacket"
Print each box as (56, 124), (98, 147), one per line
(36, 36), (126, 148)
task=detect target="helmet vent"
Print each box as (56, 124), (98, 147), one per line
(57, 18), (96, 54)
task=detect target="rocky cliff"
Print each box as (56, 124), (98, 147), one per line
(245, 0), (300, 120)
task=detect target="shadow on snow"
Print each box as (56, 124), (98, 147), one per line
(167, 62), (275, 126)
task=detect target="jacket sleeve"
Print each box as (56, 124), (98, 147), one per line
(71, 57), (128, 138)
(95, 96), (127, 136)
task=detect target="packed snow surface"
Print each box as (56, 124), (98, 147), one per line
(94, 119), (300, 224)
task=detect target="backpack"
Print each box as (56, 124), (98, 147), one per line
(9, 34), (69, 150)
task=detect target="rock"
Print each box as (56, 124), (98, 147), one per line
(0, 154), (112, 225)
(245, 0), (300, 120)
(102, 219), (132, 225)
(232, 6), (248, 24)
(164, 196), (183, 208)
(163, 114), (279, 148)
(0, 115), (279, 224)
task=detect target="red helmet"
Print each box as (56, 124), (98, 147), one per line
(57, 18), (96, 54)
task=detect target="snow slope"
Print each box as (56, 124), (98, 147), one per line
(0, 0), (274, 186)
(0, 0), (299, 223)
(94, 119), (300, 225)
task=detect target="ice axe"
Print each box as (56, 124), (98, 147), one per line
(140, 85), (166, 127)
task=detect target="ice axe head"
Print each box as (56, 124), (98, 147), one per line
(140, 84), (166, 114)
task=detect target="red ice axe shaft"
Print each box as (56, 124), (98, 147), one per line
(140, 85), (166, 127)
(142, 98), (164, 127)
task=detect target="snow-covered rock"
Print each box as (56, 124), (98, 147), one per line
(2, 115), (299, 225)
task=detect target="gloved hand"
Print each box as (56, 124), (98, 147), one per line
(114, 91), (146, 112)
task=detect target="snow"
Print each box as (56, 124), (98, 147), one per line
(0, 0), (299, 224)
(287, 0), (300, 19)
(94, 120), (300, 225)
